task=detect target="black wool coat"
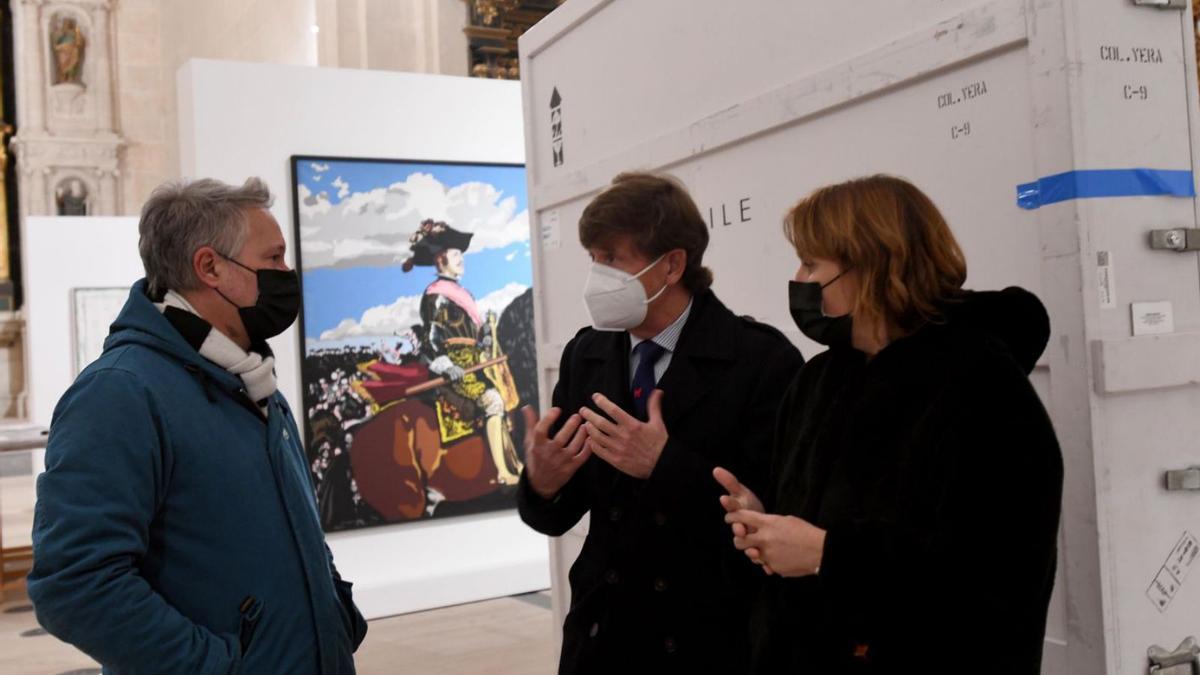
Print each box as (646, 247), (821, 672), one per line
(751, 287), (1064, 674)
(518, 289), (804, 675)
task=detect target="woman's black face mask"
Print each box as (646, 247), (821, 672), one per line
(788, 270), (851, 346)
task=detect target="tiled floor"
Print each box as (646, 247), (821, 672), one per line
(0, 592), (556, 675)
(355, 593), (556, 675)
(2, 469), (557, 674)
(0, 597), (102, 675)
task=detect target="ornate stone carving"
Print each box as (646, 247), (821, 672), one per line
(49, 84), (87, 117)
(54, 177), (88, 215)
(11, 0), (124, 216)
(49, 13), (86, 86)
(463, 0), (562, 80)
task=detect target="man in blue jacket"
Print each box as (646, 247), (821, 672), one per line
(27, 177), (367, 673)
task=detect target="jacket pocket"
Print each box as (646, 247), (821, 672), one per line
(238, 596), (264, 657)
(333, 578), (368, 651)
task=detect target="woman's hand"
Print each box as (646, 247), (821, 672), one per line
(724, 510), (827, 578)
(714, 467), (778, 573)
(713, 467), (764, 514)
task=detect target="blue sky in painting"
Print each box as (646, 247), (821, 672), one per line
(293, 158), (531, 344)
(301, 244), (531, 341)
(296, 158), (527, 213)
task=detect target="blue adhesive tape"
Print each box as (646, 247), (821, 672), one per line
(1016, 169), (1196, 210)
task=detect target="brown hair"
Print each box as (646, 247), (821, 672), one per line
(783, 175), (967, 332)
(579, 172), (713, 292)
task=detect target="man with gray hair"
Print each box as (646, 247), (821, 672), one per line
(27, 177), (367, 673)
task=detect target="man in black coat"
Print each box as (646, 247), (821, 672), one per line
(517, 172), (803, 674)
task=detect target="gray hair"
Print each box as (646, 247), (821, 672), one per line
(138, 177), (274, 298)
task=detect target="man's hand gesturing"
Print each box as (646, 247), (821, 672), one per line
(523, 407), (591, 500)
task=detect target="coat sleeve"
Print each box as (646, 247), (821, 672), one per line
(27, 368), (243, 674)
(816, 354), (1064, 668)
(647, 338), (804, 520)
(758, 358), (812, 514)
(325, 546), (368, 651)
(517, 337), (592, 536)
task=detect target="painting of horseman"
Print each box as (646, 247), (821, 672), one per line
(291, 156), (537, 531)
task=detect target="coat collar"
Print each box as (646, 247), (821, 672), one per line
(582, 289), (740, 425)
(581, 290), (738, 361)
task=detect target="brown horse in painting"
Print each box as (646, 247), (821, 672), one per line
(350, 397), (526, 521)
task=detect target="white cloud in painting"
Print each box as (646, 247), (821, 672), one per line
(311, 162), (330, 173)
(319, 295), (423, 341)
(332, 176), (350, 200)
(298, 184), (332, 217)
(296, 172), (529, 269)
(476, 282), (529, 319)
(505, 251), (517, 262)
(318, 283), (529, 341)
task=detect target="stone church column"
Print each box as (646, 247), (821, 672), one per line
(98, 168), (117, 214)
(90, 3), (115, 132)
(20, 0), (46, 134)
(27, 166), (47, 216)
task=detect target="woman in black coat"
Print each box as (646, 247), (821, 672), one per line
(717, 175), (1063, 674)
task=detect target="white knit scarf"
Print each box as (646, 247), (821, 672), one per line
(156, 290), (277, 413)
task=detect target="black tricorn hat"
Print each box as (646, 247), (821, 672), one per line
(402, 219), (473, 272)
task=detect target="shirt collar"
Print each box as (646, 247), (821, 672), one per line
(630, 297), (694, 353)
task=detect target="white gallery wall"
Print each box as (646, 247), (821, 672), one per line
(23, 217), (143, 430)
(177, 59), (548, 619)
(22, 216), (144, 485)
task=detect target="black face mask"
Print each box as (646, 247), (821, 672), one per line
(788, 272), (852, 346)
(216, 254), (301, 343)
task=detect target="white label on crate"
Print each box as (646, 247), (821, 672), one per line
(540, 209), (561, 250)
(1097, 251), (1116, 309)
(1131, 301), (1174, 336)
(1146, 532), (1198, 613)
(1165, 532), (1199, 584)
(1148, 568), (1179, 612)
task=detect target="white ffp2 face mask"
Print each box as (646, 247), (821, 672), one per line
(583, 255), (668, 331)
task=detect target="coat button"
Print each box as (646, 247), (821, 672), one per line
(605, 570), (619, 584)
(589, 622), (600, 638)
(283, 430), (290, 440)
(609, 506), (622, 522)
(653, 578), (667, 592)
(654, 511), (667, 526)
(664, 637), (677, 653)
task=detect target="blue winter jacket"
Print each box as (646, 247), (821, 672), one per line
(28, 280), (367, 674)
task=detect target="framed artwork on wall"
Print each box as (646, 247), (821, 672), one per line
(71, 286), (128, 376)
(290, 155), (537, 532)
